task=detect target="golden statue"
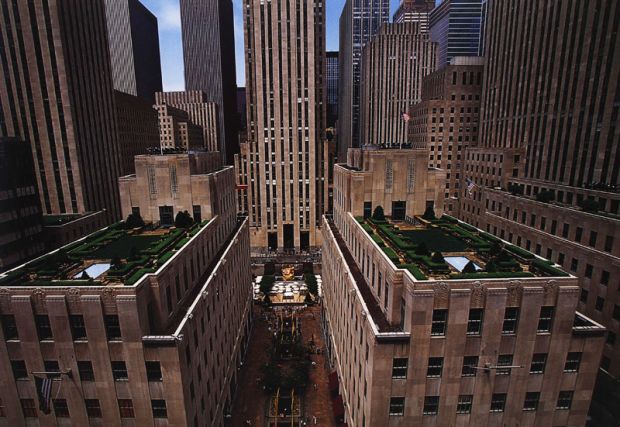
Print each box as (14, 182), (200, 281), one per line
(282, 265), (295, 281)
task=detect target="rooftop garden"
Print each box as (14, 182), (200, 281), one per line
(355, 208), (569, 281)
(0, 211), (210, 287)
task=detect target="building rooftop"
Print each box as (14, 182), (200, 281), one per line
(355, 214), (570, 281)
(0, 219), (210, 287)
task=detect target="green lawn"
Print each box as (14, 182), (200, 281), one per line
(400, 229), (468, 252)
(91, 234), (162, 259)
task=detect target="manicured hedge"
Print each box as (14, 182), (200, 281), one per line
(399, 264), (428, 280)
(531, 259), (569, 277)
(506, 244), (535, 259)
(451, 271), (535, 279)
(382, 247), (400, 263)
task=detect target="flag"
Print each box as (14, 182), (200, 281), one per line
(401, 111), (411, 122)
(34, 375), (53, 414)
(466, 178), (477, 195)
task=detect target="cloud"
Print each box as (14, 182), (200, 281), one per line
(154, 0), (181, 31)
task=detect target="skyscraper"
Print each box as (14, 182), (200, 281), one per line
(326, 52), (339, 128)
(0, 0), (122, 220)
(337, 0), (390, 161)
(237, 0), (328, 250)
(180, 0), (238, 165)
(360, 22), (437, 147)
(429, 0), (485, 67)
(458, 0), (620, 376)
(393, 0), (435, 29)
(104, 0), (163, 102)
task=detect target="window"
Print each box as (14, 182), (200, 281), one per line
(614, 305), (620, 320)
(537, 306), (554, 332)
(496, 354), (513, 375)
(36, 315), (52, 340)
(575, 227), (583, 242)
(69, 315), (87, 341)
(585, 264), (593, 278)
(457, 395), (473, 414)
(596, 297), (605, 311)
(556, 391), (573, 410)
(530, 353), (547, 374)
(53, 399), (69, 417)
(1, 315), (18, 340)
(146, 361), (163, 382)
(85, 399), (102, 418)
(44, 360), (59, 374)
(502, 307), (519, 334)
(467, 309), (483, 335)
(601, 270), (610, 286)
(112, 361), (128, 380)
(388, 397), (405, 416)
(392, 358), (408, 379)
(580, 289), (589, 303)
(564, 352), (581, 372)
(11, 360), (28, 380)
(589, 231), (598, 247)
(462, 356), (478, 377)
(607, 331), (616, 345)
(427, 357), (443, 378)
(105, 315), (121, 340)
(523, 392), (539, 411)
(21, 399), (37, 418)
(152, 400), (168, 418)
(118, 399), (135, 418)
(431, 310), (447, 336)
(78, 361), (94, 381)
(605, 235), (613, 252)
(490, 393), (506, 412)
(423, 396), (439, 415)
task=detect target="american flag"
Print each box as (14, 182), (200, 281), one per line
(34, 375), (53, 414)
(466, 178), (477, 195)
(401, 111), (411, 122)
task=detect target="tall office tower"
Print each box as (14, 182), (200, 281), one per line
(458, 0), (620, 377)
(429, 0), (485, 67)
(155, 104), (204, 150)
(115, 91), (160, 176)
(322, 148), (605, 426)
(337, 0), (390, 161)
(393, 0), (435, 29)
(0, 138), (45, 272)
(104, 0), (163, 102)
(238, 0), (328, 250)
(409, 57), (483, 214)
(156, 91), (220, 152)
(326, 52), (339, 128)
(236, 87), (247, 132)
(180, 0), (238, 165)
(0, 0), (122, 221)
(0, 151), (252, 425)
(360, 22), (437, 147)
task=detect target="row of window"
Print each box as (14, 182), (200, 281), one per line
(11, 359), (163, 383)
(389, 390), (574, 416)
(12, 397), (167, 419)
(0, 314), (121, 342)
(391, 352), (581, 379)
(430, 306), (553, 336)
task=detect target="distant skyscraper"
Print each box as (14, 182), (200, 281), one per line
(105, 0), (163, 102)
(180, 0), (238, 165)
(429, 0), (485, 67)
(337, 0), (390, 161)
(360, 22), (437, 147)
(236, 87), (247, 131)
(237, 0), (327, 250)
(156, 91), (220, 152)
(0, 0), (122, 220)
(393, 0), (435, 29)
(326, 52), (339, 128)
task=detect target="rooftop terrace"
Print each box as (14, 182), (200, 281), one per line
(0, 219), (210, 287)
(355, 214), (570, 281)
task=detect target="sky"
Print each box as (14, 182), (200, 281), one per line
(141, 0), (401, 89)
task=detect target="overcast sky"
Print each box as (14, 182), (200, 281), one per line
(141, 0), (401, 89)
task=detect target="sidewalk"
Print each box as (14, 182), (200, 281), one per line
(231, 304), (336, 427)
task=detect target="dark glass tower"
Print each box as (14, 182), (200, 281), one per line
(326, 52), (339, 128)
(180, 0), (238, 165)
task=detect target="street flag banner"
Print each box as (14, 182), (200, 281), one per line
(34, 375), (53, 414)
(466, 178), (477, 195)
(401, 111), (411, 122)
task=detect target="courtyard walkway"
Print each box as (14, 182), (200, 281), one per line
(231, 304), (337, 427)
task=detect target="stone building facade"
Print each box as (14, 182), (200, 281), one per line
(0, 154), (251, 425)
(155, 104), (204, 150)
(360, 22), (437, 148)
(393, 0), (435, 30)
(321, 152), (605, 426)
(409, 57), (483, 214)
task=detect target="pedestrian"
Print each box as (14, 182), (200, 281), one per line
(312, 415), (317, 424)
(313, 383), (317, 390)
